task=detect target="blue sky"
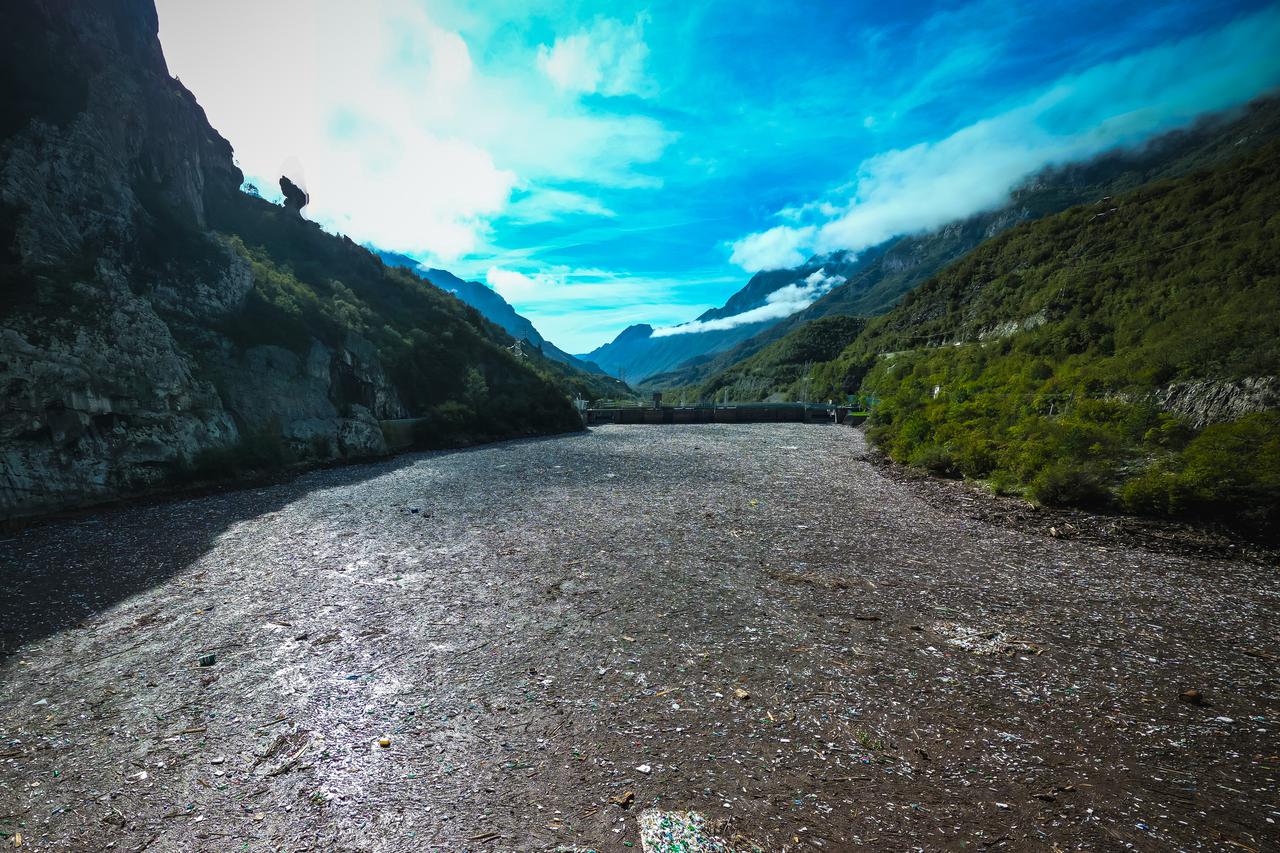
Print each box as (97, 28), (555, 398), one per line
(157, 0), (1280, 352)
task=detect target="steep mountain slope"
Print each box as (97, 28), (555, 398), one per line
(374, 252), (614, 381)
(0, 0), (590, 516)
(835, 139), (1280, 533)
(649, 96), (1280, 395)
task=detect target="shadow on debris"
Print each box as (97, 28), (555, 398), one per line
(0, 433), (580, 658)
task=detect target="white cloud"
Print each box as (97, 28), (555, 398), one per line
(652, 269), (845, 337)
(728, 225), (816, 272)
(537, 16), (653, 98)
(483, 266), (686, 308)
(486, 266), (554, 300)
(483, 264), (716, 351)
(156, 0), (672, 263)
(728, 6), (1280, 270)
(503, 186), (616, 223)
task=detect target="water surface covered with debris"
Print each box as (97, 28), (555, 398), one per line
(1, 424), (1276, 851)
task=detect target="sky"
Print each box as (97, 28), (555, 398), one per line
(156, 0), (1280, 353)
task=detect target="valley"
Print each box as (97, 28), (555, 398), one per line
(2, 2), (1278, 850)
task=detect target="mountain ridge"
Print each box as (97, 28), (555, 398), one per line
(576, 264), (853, 383)
(645, 94), (1280, 396)
(374, 251), (612, 379)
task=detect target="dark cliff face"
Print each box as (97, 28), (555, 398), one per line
(1, 1), (242, 264)
(1, 0), (252, 515)
(0, 0), (580, 517)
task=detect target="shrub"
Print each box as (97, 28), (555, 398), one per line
(953, 436), (998, 478)
(908, 444), (959, 477)
(1029, 462), (1110, 507)
(987, 469), (1022, 496)
(178, 423), (293, 482)
(1120, 467), (1187, 516)
(410, 401), (476, 447)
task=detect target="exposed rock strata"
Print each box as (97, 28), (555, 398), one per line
(1156, 377), (1280, 429)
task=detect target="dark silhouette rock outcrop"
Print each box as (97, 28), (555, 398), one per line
(280, 175), (308, 215)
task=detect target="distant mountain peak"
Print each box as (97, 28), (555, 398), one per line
(617, 323), (654, 340)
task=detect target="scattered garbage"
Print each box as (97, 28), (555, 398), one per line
(639, 809), (735, 853)
(610, 790), (635, 809)
(197, 653), (217, 667)
(1178, 688), (1206, 706)
(931, 622), (1042, 656)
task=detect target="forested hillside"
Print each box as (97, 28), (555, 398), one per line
(205, 199), (590, 441)
(661, 316), (868, 403)
(835, 139), (1280, 534)
(654, 96), (1280, 397)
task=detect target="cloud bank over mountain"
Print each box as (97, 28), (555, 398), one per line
(728, 5), (1280, 271)
(653, 269), (845, 337)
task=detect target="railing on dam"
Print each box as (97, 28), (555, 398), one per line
(584, 402), (870, 426)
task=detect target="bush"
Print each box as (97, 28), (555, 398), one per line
(953, 436), (998, 478)
(1120, 467), (1187, 516)
(908, 444), (959, 477)
(410, 401), (476, 447)
(987, 469), (1022, 496)
(1178, 413), (1280, 505)
(1122, 413), (1280, 533)
(1029, 462), (1110, 507)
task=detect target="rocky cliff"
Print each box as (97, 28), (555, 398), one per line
(0, 0), (581, 517)
(1156, 377), (1280, 430)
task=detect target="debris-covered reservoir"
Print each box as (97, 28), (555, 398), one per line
(1, 424), (1276, 851)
